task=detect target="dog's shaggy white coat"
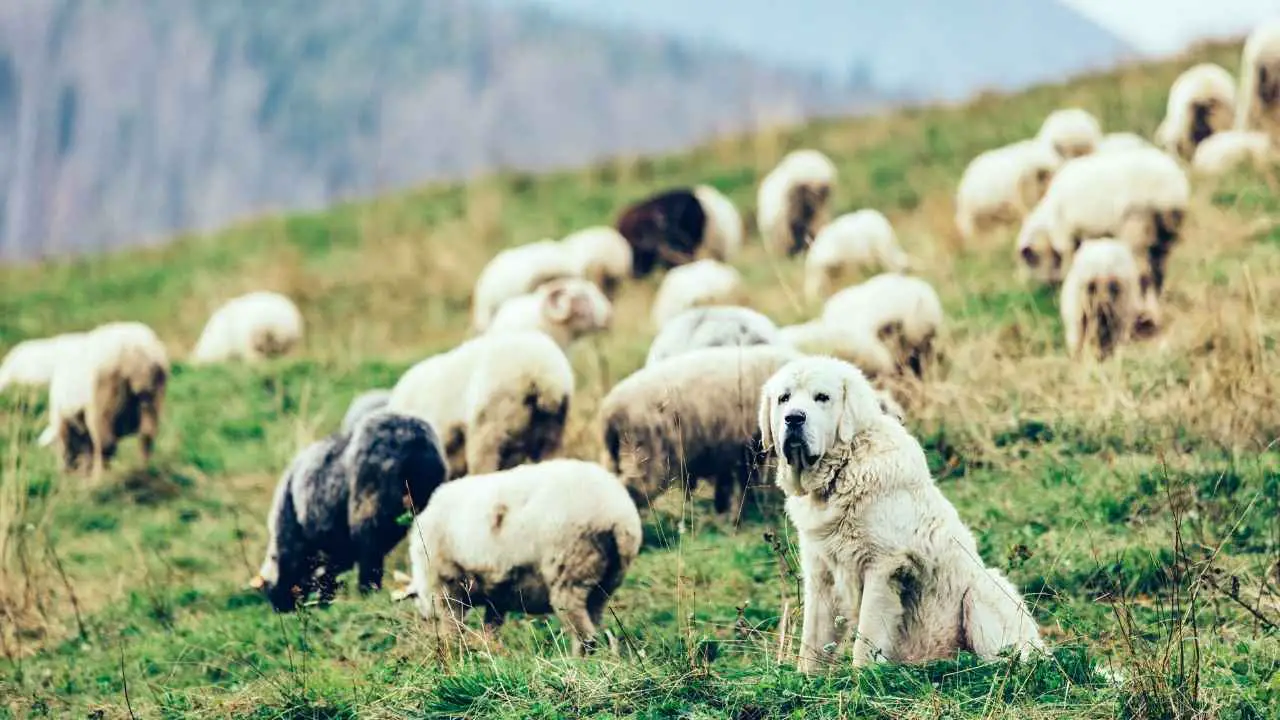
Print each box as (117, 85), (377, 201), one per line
(758, 357), (1043, 671)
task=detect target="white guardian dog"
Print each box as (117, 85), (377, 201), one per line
(758, 356), (1043, 672)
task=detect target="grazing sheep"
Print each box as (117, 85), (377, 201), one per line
(251, 411), (449, 612)
(614, 189), (705, 277)
(646, 306), (781, 366)
(1037, 108), (1103, 159)
(1029, 146), (1189, 294)
(39, 322), (169, 477)
(341, 389), (392, 435)
(650, 259), (745, 329)
(191, 291), (304, 364)
(954, 140), (1062, 241)
(487, 277), (613, 349)
(694, 185), (745, 261)
(757, 149), (839, 256)
(805, 210), (910, 301)
(600, 345), (799, 517)
(403, 459), (641, 656)
(1192, 130), (1274, 176)
(561, 226), (634, 298)
(1014, 201), (1067, 285)
(758, 357), (1043, 672)
(387, 332), (572, 478)
(1095, 132), (1154, 154)
(822, 273), (944, 377)
(778, 321), (897, 380)
(1060, 239), (1144, 360)
(0, 332), (86, 392)
(1236, 20), (1280, 139)
(472, 240), (579, 331)
(1156, 63), (1237, 160)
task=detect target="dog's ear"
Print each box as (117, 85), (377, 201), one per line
(835, 378), (863, 444)
(756, 389), (775, 454)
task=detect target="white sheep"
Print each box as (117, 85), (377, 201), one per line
(1191, 130), (1275, 176)
(39, 322), (169, 477)
(1156, 63), (1237, 160)
(1037, 107), (1103, 159)
(560, 226), (633, 297)
(1060, 239), (1145, 360)
(403, 459), (642, 656)
(757, 149), (838, 256)
(821, 273), (944, 377)
(486, 277), (612, 349)
(650, 259), (744, 329)
(0, 332), (87, 392)
(387, 331), (572, 478)
(1236, 20), (1280, 139)
(1095, 132), (1154, 154)
(804, 210), (910, 301)
(645, 306), (781, 366)
(601, 345), (800, 517)
(1029, 146), (1189, 294)
(694, 185), (745, 261)
(778, 321), (897, 379)
(472, 239), (580, 331)
(954, 139), (1062, 241)
(190, 291), (303, 364)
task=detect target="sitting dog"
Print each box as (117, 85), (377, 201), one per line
(758, 356), (1043, 672)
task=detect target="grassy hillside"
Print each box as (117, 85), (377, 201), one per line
(2, 40), (1279, 719)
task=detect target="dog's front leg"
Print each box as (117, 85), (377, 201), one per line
(851, 561), (908, 666)
(797, 543), (840, 674)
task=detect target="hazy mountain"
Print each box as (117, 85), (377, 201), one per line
(514, 0), (1135, 98)
(0, 0), (884, 261)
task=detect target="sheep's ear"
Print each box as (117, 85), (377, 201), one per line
(756, 391), (774, 453)
(544, 286), (573, 322)
(835, 380), (861, 445)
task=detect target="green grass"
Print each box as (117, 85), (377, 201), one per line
(3, 40), (1280, 719)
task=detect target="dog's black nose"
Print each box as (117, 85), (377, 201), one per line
(784, 410), (806, 427)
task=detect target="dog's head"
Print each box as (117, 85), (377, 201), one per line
(758, 357), (884, 495)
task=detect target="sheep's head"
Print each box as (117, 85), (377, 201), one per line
(539, 278), (613, 341)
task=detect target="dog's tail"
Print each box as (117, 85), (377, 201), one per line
(961, 567), (1045, 661)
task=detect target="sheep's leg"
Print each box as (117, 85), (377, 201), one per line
(356, 555), (385, 593)
(550, 585), (598, 657)
(482, 605), (506, 632)
(712, 474), (735, 516)
(315, 565), (338, 606)
(87, 376), (125, 479)
(138, 399), (160, 464)
(86, 417), (114, 480)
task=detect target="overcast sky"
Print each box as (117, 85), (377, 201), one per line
(1063, 0), (1277, 55)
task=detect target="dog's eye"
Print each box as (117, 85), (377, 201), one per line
(778, 392), (791, 403)
(814, 393), (831, 403)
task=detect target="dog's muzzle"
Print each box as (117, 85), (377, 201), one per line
(782, 427), (816, 469)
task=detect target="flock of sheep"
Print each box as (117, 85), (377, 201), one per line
(3, 22), (1280, 670)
